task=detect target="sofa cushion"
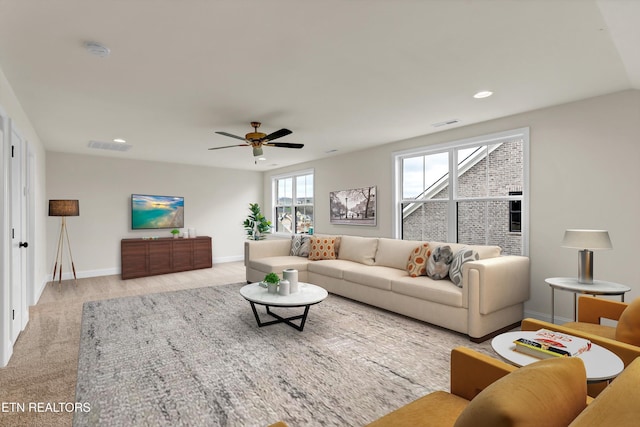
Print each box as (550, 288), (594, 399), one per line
(338, 235), (379, 265)
(449, 248), (479, 287)
(406, 243), (431, 277)
(308, 236), (337, 260)
(249, 256), (310, 275)
(375, 238), (425, 270)
(392, 276), (463, 307)
(615, 297), (640, 346)
(290, 235), (311, 257)
(343, 265), (407, 291)
(426, 245), (454, 280)
(307, 259), (357, 279)
(454, 357), (587, 427)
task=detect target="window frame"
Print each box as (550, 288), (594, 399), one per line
(271, 168), (315, 236)
(392, 128), (529, 256)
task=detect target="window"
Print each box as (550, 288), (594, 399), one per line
(509, 191), (522, 233)
(273, 170), (314, 234)
(394, 128), (529, 256)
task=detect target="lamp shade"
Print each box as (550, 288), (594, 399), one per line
(561, 229), (612, 250)
(49, 200), (80, 216)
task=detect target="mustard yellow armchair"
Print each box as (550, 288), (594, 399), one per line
(522, 296), (640, 368)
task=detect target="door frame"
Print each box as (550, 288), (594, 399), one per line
(0, 105), (11, 366)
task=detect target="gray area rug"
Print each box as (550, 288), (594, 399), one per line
(75, 282), (494, 426)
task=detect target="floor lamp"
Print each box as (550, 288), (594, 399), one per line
(49, 199), (79, 285)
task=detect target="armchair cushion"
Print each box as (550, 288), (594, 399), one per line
(615, 297), (640, 346)
(454, 357), (587, 427)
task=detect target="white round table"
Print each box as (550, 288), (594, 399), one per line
(491, 331), (624, 382)
(240, 282), (328, 331)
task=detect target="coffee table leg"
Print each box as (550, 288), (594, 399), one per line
(265, 305), (311, 331)
(247, 303), (312, 331)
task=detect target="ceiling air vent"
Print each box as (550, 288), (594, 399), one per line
(431, 119), (460, 128)
(87, 140), (132, 152)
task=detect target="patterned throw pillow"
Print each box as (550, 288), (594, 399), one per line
(426, 245), (454, 280)
(290, 235), (311, 257)
(308, 236), (337, 260)
(406, 243), (431, 277)
(449, 247), (479, 287)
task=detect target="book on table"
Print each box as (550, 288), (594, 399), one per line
(513, 329), (592, 359)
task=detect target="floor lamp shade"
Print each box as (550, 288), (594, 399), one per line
(562, 229), (612, 284)
(49, 200), (79, 217)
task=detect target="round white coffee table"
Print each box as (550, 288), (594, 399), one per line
(240, 282), (328, 331)
(491, 331), (624, 382)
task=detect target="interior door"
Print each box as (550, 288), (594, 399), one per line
(10, 126), (27, 343)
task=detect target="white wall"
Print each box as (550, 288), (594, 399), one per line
(264, 89), (640, 321)
(45, 152), (263, 279)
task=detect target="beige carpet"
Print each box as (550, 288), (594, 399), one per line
(0, 262), (246, 427)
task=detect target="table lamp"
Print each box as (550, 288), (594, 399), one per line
(49, 199), (79, 284)
(561, 229), (612, 284)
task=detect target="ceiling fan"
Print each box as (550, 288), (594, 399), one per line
(209, 122), (304, 158)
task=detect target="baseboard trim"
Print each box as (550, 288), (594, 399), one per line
(523, 308), (572, 326)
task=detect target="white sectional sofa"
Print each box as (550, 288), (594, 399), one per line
(244, 235), (530, 342)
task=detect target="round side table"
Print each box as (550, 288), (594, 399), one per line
(546, 277), (631, 324)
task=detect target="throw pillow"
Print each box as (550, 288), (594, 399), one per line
(290, 235), (311, 257)
(454, 357), (587, 427)
(308, 236), (337, 260)
(426, 245), (453, 280)
(449, 247), (479, 287)
(406, 243), (431, 277)
(615, 297), (640, 346)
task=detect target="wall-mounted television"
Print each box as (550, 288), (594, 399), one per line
(131, 194), (184, 229)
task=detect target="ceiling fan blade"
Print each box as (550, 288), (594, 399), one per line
(264, 142), (304, 149)
(208, 144), (248, 150)
(264, 128), (292, 142)
(215, 131), (247, 141)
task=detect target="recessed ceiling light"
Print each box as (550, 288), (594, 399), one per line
(258, 157), (266, 161)
(113, 138), (126, 143)
(473, 91), (493, 99)
(84, 41), (110, 58)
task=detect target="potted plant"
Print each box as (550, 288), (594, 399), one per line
(243, 203), (272, 240)
(170, 229), (180, 239)
(263, 272), (280, 294)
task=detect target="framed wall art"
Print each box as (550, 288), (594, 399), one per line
(330, 186), (376, 226)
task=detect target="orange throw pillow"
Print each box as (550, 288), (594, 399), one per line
(308, 236), (337, 260)
(406, 243), (431, 277)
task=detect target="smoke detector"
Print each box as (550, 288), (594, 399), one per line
(84, 41), (110, 58)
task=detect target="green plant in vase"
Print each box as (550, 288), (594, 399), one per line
(170, 229), (180, 238)
(243, 203), (272, 240)
(263, 272), (280, 293)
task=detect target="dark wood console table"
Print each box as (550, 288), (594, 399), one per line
(121, 236), (212, 279)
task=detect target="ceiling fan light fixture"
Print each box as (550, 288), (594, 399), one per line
(253, 146), (264, 157)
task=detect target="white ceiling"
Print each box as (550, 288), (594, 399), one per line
(0, 0), (638, 171)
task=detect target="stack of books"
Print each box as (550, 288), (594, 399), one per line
(513, 329), (592, 359)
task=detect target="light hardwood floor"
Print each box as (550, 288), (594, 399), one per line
(0, 262), (246, 427)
